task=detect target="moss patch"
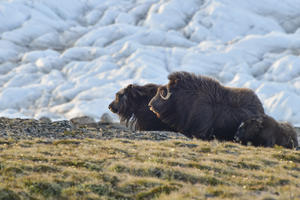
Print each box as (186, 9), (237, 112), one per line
(0, 138), (299, 199)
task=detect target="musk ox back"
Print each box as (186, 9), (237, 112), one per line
(235, 115), (298, 149)
(108, 83), (173, 131)
(148, 71), (265, 140)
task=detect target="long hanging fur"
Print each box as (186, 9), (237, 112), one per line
(109, 83), (173, 131)
(149, 71), (265, 140)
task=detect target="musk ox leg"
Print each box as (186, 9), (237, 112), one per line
(182, 104), (215, 140)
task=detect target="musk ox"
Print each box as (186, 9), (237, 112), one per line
(108, 83), (173, 131)
(148, 71), (265, 140)
(234, 115), (299, 149)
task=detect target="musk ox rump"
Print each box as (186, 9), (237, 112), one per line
(235, 115), (299, 149)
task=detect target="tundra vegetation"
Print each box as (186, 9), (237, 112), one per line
(0, 136), (299, 200)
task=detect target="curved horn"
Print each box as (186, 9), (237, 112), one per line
(160, 88), (172, 100)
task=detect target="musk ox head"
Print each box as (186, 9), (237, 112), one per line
(149, 71), (218, 139)
(109, 83), (172, 131)
(149, 85), (173, 119)
(109, 84), (137, 119)
(149, 71), (199, 118)
(234, 116), (264, 145)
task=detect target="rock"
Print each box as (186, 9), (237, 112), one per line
(39, 117), (52, 123)
(0, 117), (187, 141)
(100, 113), (113, 124)
(70, 116), (96, 126)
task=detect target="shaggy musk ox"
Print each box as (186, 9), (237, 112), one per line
(108, 84), (173, 131)
(148, 71), (265, 140)
(234, 115), (299, 149)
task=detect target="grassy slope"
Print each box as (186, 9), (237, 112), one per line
(0, 138), (299, 200)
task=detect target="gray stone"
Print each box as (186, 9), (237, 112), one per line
(100, 113), (113, 124)
(70, 116), (96, 125)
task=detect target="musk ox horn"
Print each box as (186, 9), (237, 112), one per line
(160, 88), (172, 100)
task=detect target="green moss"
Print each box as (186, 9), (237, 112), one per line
(266, 176), (291, 186)
(86, 184), (133, 200)
(0, 188), (20, 200)
(98, 173), (119, 187)
(56, 159), (103, 171)
(118, 181), (161, 194)
(236, 161), (261, 170)
(224, 144), (240, 148)
(260, 159), (278, 166)
(31, 165), (60, 173)
(2, 167), (23, 176)
(205, 188), (237, 198)
(198, 147), (211, 153)
(18, 141), (34, 148)
(22, 156), (48, 162)
(136, 184), (179, 200)
(112, 164), (222, 185)
(0, 140), (13, 145)
(26, 182), (61, 198)
(173, 141), (198, 148)
(200, 176), (223, 186)
(86, 184), (110, 196)
(273, 153), (300, 163)
(187, 163), (212, 170)
(53, 140), (80, 145)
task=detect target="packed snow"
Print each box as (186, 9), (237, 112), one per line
(1, 0), (300, 127)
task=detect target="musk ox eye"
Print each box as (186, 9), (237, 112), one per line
(116, 92), (124, 99)
(119, 93), (127, 102)
(160, 88), (166, 96)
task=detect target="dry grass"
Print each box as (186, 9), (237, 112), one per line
(0, 138), (299, 200)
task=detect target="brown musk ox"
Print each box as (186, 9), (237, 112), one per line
(108, 83), (173, 131)
(148, 71), (265, 140)
(234, 115), (298, 149)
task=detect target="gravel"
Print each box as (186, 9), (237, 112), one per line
(0, 116), (299, 143)
(0, 117), (188, 141)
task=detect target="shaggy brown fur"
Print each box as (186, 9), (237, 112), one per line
(108, 84), (173, 131)
(234, 115), (299, 149)
(148, 71), (265, 140)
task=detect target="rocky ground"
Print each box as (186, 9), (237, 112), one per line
(0, 115), (299, 145)
(0, 116), (188, 141)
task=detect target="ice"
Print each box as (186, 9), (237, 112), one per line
(0, 40), (24, 62)
(0, 0), (300, 127)
(36, 56), (65, 73)
(264, 55), (300, 82)
(22, 49), (60, 63)
(0, 86), (43, 110)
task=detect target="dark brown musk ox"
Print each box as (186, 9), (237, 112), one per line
(234, 115), (299, 149)
(108, 83), (173, 131)
(148, 71), (265, 140)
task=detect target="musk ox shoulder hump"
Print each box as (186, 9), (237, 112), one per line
(167, 71), (221, 91)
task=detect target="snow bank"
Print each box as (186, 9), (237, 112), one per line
(0, 0), (300, 126)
